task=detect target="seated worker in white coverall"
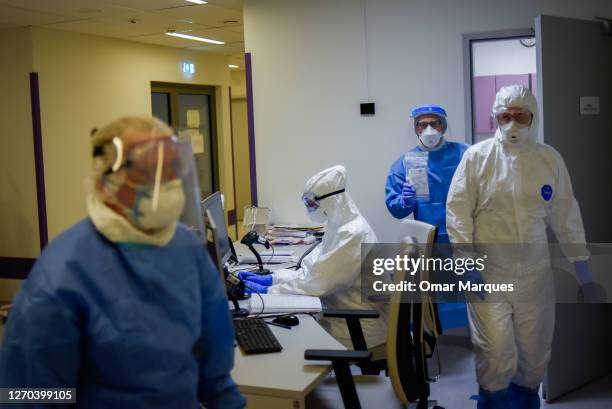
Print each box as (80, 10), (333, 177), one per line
(446, 85), (595, 409)
(239, 165), (388, 355)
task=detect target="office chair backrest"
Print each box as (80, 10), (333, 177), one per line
(387, 220), (437, 404)
(397, 219), (436, 257)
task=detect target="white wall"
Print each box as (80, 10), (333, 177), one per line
(243, 0), (612, 241)
(473, 38), (536, 76)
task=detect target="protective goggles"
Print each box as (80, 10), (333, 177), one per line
(302, 189), (345, 211)
(94, 135), (190, 185)
(494, 109), (532, 128)
(415, 118), (445, 133)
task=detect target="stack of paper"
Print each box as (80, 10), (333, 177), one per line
(270, 235), (317, 245)
(249, 294), (322, 314)
(267, 224), (324, 243)
(238, 253), (296, 264)
(268, 229), (309, 238)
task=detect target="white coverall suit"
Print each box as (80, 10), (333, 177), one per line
(446, 86), (589, 392)
(268, 165), (388, 349)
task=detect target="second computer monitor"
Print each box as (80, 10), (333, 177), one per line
(201, 192), (232, 266)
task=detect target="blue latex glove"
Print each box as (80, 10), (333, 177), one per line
(401, 183), (416, 206)
(463, 268), (486, 300)
(238, 272), (273, 286)
(243, 280), (269, 295)
(574, 260), (593, 285)
(573, 260), (607, 302)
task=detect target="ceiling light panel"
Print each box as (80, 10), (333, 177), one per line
(165, 31), (224, 44)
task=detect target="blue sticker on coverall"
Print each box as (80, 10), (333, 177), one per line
(541, 185), (553, 201)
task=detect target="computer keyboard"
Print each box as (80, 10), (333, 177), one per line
(233, 318), (283, 354)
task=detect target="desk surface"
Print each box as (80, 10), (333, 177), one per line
(231, 241), (342, 400)
(232, 242), (314, 271)
(232, 315), (345, 400)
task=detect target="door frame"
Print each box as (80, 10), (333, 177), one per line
(151, 82), (220, 192)
(462, 28), (534, 144)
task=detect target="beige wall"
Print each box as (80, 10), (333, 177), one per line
(30, 27), (236, 240)
(0, 27), (38, 300)
(0, 28), (38, 258)
(230, 69), (247, 99)
(230, 69), (251, 220)
(231, 99), (251, 220)
(0, 27), (237, 301)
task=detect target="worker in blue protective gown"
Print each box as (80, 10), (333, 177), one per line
(385, 105), (468, 244)
(0, 116), (245, 409)
(385, 105), (469, 331)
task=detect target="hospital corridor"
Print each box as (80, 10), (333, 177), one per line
(0, 1), (611, 408)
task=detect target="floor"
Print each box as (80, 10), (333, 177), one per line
(306, 330), (612, 409)
(1, 321), (610, 408)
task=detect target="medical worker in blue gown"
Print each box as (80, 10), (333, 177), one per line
(385, 105), (470, 328)
(0, 116), (245, 409)
(385, 104), (468, 244)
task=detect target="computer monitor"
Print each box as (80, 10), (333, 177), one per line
(201, 192), (232, 267)
(202, 192), (249, 317)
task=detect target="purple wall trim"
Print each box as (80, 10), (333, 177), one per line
(228, 86), (239, 238)
(30, 72), (48, 250)
(227, 209), (237, 226)
(0, 257), (35, 279)
(245, 53), (258, 206)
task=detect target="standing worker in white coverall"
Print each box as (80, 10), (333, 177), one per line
(446, 85), (594, 409)
(239, 165), (388, 354)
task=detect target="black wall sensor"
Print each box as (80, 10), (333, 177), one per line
(360, 102), (375, 116)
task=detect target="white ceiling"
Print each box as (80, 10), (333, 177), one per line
(0, 0), (245, 68)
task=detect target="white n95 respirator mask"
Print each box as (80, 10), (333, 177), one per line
(419, 126), (444, 150)
(500, 121), (530, 144)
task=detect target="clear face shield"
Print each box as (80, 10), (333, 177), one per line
(93, 134), (204, 237)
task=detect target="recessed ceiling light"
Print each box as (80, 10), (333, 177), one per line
(228, 64), (239, 68)
(185, 0), (208, 4)
(165, 31), (225, 45)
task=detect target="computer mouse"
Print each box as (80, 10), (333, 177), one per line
(273, 314), (300, 327)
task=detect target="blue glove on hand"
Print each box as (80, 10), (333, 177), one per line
(243, 280), (269, 295)
(238, 272), (273, 286)
(574, 260), (593, 285)
(401, 183), (416, 206)
(573, 261), (607, 302)
(463, 268), (486, 300)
